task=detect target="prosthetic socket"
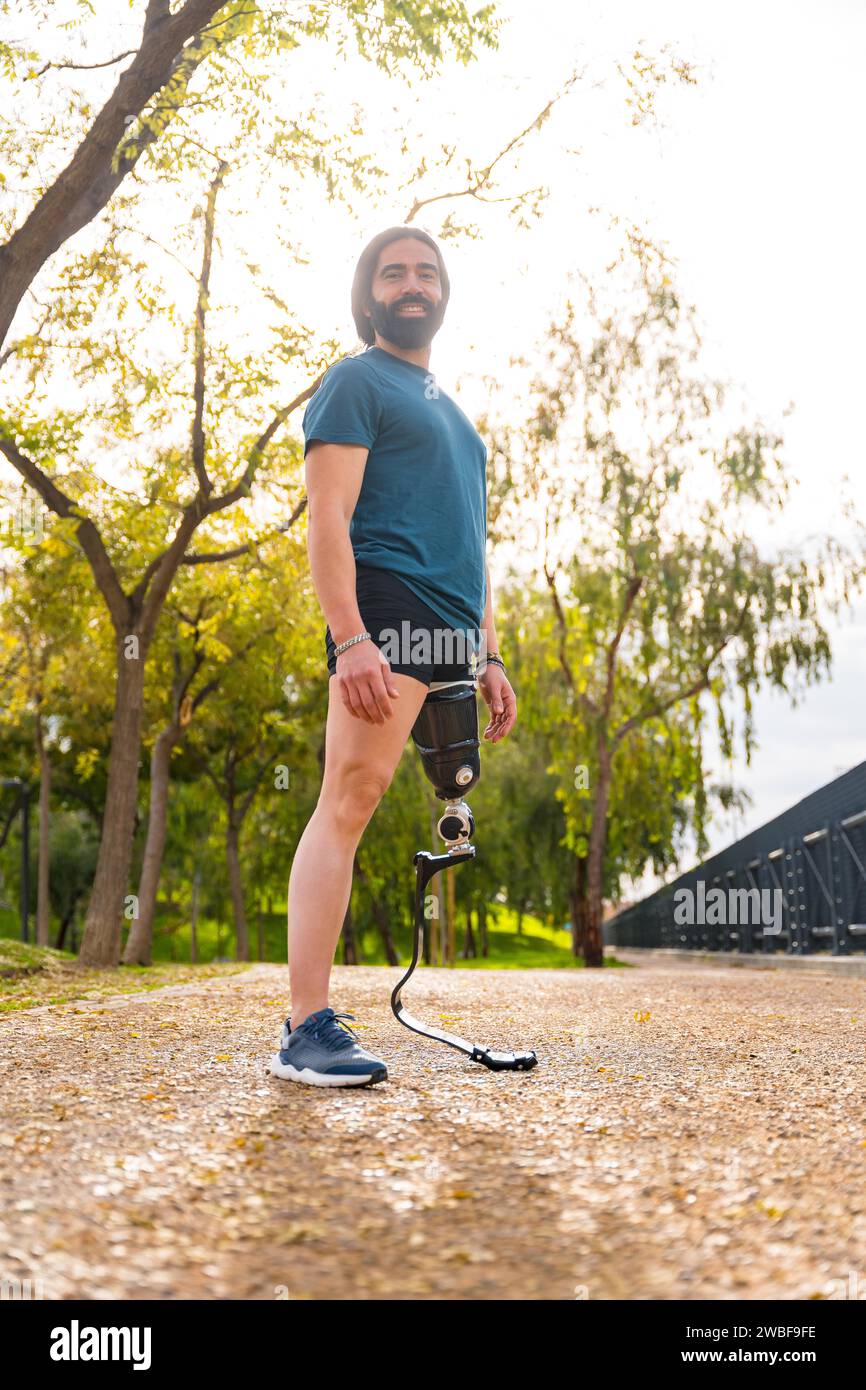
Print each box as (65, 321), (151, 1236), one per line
(410, 679), (479, 848)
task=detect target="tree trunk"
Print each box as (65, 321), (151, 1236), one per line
(430, 882), (444, 964)
(446, 866), (456, 966)
(55, 907), (74, 952)
(420, 884), (432, 965)
(190, 862), (200, 964)
(341, 901), (358, 964)
(461, 907), (477, 959)
(257, 897), (265, 962)
(123, 720), (181, 965)
(568, 855), (588, 958)
(78, 644), (146, 966)
(585, 746), (612, 968)
(35, 716), (51, 947)
(354, 857), (398, 965)
(226, 815), (249, 961)
(428, 798), (444, 965)
(478, 898), (489, 957)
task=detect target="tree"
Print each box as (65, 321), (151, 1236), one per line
(1, 3), (695, 967)
(123, 525), (317, 962)
(0, 1), (510, 964)
(0, 510), (97, 943)
(176, 588), (319, 960)
(0, 0), (502, 352)
(483, 226), (866, 966)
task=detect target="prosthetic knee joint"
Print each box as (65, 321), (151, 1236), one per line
(410, 678), (479, 849)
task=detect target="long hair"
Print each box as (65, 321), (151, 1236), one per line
(351, 225), (450, 346)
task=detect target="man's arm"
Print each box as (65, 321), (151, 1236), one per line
(305, 440), (368, 646)
(480, 560), (500, 659)
(305, 438), (400, 723)
(477, 559), (517, 743)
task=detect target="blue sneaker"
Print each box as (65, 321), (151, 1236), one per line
(269, 1007), (388, 1088)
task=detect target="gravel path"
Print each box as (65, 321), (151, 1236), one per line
(1, 959), (865, 1301)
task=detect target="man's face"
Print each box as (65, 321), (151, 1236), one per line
(365, 236), (446, 349)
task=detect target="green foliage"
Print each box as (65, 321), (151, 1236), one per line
(478, 227), (866, 931)
(2, 4), (861, 972)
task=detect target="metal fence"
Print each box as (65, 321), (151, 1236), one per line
(606, 760), (866, 955)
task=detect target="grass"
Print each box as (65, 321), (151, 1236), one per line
(0, 936), (249, 1014)
(0, 903), (627, 1012)
(355, 904), (630, 969)
(138, 900), (625, 969)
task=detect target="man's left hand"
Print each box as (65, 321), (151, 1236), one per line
(478, 664), (517, 743)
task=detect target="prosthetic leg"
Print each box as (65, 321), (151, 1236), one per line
(390, 677), (538, 1072)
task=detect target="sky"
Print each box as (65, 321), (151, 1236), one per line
(3, 0), (865, 885)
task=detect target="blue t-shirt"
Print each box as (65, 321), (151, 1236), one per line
(301, 344), (487, 650)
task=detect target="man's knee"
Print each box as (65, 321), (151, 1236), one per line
(324, 766), (392, 833)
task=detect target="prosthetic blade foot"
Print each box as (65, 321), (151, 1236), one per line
(389, 679), (538, 1074)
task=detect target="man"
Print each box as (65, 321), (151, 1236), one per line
(269, 225), (517, 1087)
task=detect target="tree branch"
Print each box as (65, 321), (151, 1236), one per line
(0, 0), (231, 350)
(0, 434), (129, 629)
(181, 494), (308, 565)
(191, 160), (228, 496)
(239, 744), (281, 822)
(611, 600), (751, 748)
(130, 361), (316, 619)
(405, 69), (581, 222)
(543, 560), (599, 721)
(601, 573), (643, 722)
(30, 50), (139, 81)
(199, 376), (324, 518)
(611, 669), (711, 749)
(0, 305), (52, 370)
(145, 0), (172, 34)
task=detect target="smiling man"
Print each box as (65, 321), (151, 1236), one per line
(270, 224), (517, 1088)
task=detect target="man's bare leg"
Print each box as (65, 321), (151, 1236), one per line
(287, 670), (430, 1030)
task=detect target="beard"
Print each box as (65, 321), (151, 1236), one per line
(366, 293), (446, 349)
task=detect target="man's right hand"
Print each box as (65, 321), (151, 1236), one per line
(335, 639), (401, 723)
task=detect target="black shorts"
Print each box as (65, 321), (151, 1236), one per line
(325, 562), (476, 687)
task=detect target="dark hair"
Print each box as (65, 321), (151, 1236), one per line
(351, 225), (450, 346)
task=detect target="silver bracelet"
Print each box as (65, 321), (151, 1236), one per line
(333, 630), (372, 657)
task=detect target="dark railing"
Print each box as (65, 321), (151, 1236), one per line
(606, 761), (866, 956)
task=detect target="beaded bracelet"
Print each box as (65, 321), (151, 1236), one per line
(333, 630), (372, 657)
(477, 653), (506, 673)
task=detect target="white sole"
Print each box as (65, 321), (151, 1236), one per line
(269, 1054), (387, 1087)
